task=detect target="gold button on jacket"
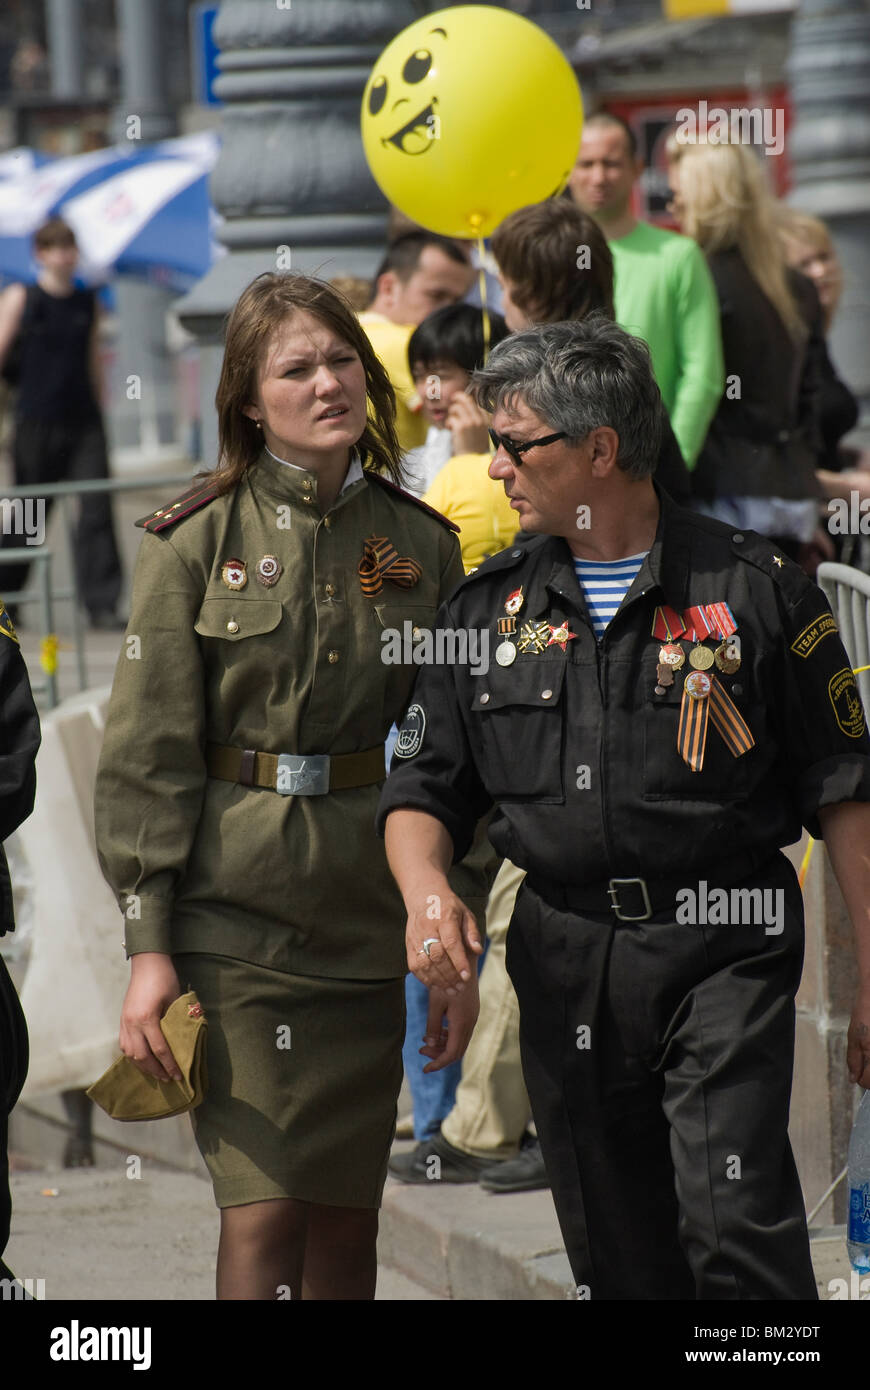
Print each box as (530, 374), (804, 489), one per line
(94, 449), (476, 980)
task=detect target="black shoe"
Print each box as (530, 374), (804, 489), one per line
(388, 1130), (495, 1185)
(88, 609), (127, 631)
(478, 1133), (550, 1194)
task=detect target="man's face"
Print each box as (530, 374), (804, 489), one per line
(497, 272), (534, 333)
(36, 242), (79, 277)
(381, 245), (474, 325)
(569, 124), (640, 221)
(488, 396), (592, 536)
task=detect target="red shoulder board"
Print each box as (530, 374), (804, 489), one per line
(367, 471), (460, 533)
(134, 477), (219, 534)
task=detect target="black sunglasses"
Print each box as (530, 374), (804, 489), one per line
(488, 428), (567, 467)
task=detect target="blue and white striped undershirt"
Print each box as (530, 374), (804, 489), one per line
(573, 551), (648, 639)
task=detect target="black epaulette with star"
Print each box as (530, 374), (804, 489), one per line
(134, 475), (220, 534)
(367, 471), (460, 533)
(729, 530), (809, 605)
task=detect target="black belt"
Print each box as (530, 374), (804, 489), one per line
(527, 852), (776, 923)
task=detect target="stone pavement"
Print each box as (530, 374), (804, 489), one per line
(4, 1124), (859, 1302)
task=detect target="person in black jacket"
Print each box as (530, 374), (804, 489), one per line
(667, 141), (829, 575)
(0, 218), (124, 631)
(0, 604), (41, 1291)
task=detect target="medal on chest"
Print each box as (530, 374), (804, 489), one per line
(651, 602), (753, 771)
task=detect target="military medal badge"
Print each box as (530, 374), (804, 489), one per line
(504, 587), (524, 617)
(517, 620), (551, 655)
(255, 554), (282, 588)
(221, 558), (247, 590)
(496, 615), (517, 667)
(547, 621), (577, 652)
(651, 607), (688, 698)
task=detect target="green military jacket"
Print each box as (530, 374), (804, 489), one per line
(94, 447), (481, 979)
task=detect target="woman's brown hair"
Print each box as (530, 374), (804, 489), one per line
(491, 201), (615, 323)
(207, 272), (404, 494)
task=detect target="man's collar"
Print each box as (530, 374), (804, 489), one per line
(517, 484), (693, 619)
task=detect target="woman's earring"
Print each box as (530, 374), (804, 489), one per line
(254, 420), (262, 430)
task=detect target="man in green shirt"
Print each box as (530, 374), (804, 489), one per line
(570, 112), (724, 468)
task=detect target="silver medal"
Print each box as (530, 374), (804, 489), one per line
(495, 640), (517, 668)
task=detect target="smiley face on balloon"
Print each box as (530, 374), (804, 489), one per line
(367, 27), (447, 157)
(361, 6), (583, 239)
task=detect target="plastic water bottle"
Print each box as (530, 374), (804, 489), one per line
(847, 1089), (870, 1273)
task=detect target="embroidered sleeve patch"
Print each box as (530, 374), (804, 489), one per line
(828, 667), (866, 738)
(783, 611), (833, 658)
(790, 612), (838, 659)
(394, 704), (426, 759)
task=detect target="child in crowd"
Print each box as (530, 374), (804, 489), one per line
(403, 303), (508, 499)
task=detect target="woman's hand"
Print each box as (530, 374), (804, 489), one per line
(446, 391), (491, 456)
(419, 979), (480, 1073)
(120, 952), (184, 1083)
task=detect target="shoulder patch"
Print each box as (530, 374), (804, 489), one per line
(367, 471), (460, 533)
(0, 602), (19, 645)
(135, 476), (220, 534)
(729, 530), (809, 605)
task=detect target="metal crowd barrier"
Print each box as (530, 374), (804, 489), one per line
(0, 472), (194, 708)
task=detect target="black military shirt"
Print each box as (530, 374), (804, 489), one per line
(376, 487), (870, 890)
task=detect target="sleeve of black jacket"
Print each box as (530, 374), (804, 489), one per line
(769, 563), (870, 838)
(0, 631), (41, 936)
(376, 595), (494, 864)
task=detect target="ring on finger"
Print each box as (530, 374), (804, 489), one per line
(417, 937), (441, 958)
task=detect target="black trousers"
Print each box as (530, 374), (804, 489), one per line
(1, 415), (122, 616)
(506, 852), (818, 1300)
(0, 951), (28, 1280)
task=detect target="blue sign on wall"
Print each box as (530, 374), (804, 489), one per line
(190, 3), (221, 107)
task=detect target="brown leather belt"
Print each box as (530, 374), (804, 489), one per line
(206, 742), (385, 795)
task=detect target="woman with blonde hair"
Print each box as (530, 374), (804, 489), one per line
(667, 139), (826, 566)
(773, 206), (870, 497)
(94, 272), (484, 1299)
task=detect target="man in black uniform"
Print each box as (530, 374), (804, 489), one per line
(378, 317), (870, 1300)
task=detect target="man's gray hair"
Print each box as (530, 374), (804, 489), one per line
(471, 315), (664, 479)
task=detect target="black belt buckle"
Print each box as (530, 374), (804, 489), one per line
(608, 877), (652, 923)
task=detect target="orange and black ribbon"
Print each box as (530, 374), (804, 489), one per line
(678, 679), (710, 772)
(358, 535), (422, 598)
(678, 673), (755, 771)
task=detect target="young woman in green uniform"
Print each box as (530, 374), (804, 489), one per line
(94, 273), (484, 1299)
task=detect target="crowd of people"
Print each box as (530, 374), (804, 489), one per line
(1, 110), (869, 1304)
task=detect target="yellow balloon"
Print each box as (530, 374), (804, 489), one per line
(361, 5), (583, 239)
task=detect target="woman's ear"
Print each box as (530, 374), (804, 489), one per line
(241, 404), (260, 423)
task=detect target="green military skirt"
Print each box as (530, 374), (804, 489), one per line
(174, 952), (405, 1210)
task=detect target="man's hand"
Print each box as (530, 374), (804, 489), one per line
(405, 885), (484, 994)
(848, 984), (870, 1089)
(418, 979), (480, 1073)
(447, 390), (491, 456)
(120, 952), (184, 1083)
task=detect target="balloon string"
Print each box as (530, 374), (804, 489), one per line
(477, 235), (490, 364)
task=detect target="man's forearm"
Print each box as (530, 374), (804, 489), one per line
(818, 800), (870, 985)
(384, 808), (455, 904)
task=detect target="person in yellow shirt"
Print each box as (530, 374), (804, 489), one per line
(358, 232), (474, 452)
(403, 303), (514, 572)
